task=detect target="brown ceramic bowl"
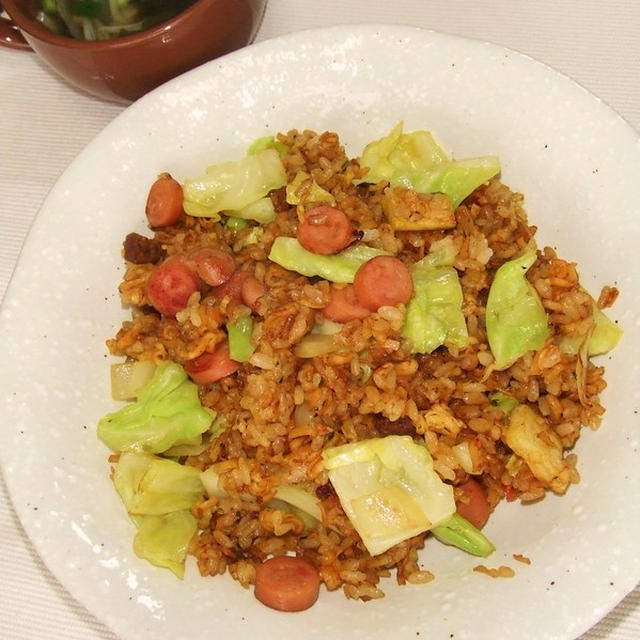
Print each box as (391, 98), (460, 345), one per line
(0, 0), (266, 102)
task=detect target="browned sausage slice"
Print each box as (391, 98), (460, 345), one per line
(455, 479), (491, 529)
(184, 341), (239, 385)
(240, 275), (266, 312)
(146, 255), (200, 316)
(322, 284), (371, 322)
(353, 255), (414, 311)
(296, 205), (355, 255)
(254, 555), (320, 612)
(145, 173), (184, 228)
(189, 248), (236, 286)
(213, 270), (251, 301)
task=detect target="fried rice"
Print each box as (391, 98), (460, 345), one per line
(106, 128), (614, 600)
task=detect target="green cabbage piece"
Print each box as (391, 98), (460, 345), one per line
(97, 361), (213, 454)
(322, 435), (455, 556)
(431, 512), (495, 557)
(223, 196), (276, 224)
(227, 316), (255, 362)
(111, 452), (203, 579)
(131, 510), (197, 579)
(402, 247), (469, 354)
(266, 486), (323, 532)
(224, 215), (250, 230)
(286, 170), (336, 206)
(358, 121), (449, 184)
(357, 122), (500, 207)
(392, 156), (501, 208)
(268, 236), (388, 283)
(182, 149), (287, 219)
(489, 391), (520, 414)
(247, 135), (289, 158)
(485, 250), (550, 370)
(112, 452), (204, 515)
(558, 303), (623, 356)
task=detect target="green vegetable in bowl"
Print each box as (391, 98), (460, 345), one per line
(38, 0), (197, 41)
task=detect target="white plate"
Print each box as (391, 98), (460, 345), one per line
(1, 24), (639, 640)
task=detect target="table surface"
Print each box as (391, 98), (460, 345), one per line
(1, 1), (638, 638)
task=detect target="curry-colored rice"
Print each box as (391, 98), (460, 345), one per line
(107, 128), (611, 599)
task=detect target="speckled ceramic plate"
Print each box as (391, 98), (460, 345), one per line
(0, 24), (638, 640)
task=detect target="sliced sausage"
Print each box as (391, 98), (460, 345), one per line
(123, 232), (165, 264)
(145, 173), (184, 228)
(322, 284), (371, 322)
(146, 255), (201, 316)
(189, 247), (236, 287)
(296, 205), (355, 255)
(213, 270), (251, 301)
(455, 478), (491, 529)
(240, 275), (266, 312)
(254, 555), (320, 612)
(184, 341), (239, 385)
(353, 255), (414, 311)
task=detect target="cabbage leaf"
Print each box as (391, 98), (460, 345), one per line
(357, 122), (500, 207)
(183, 149), (287, 219)
(558, 301), (622, 356)
(268, 236), (388, 283)
(112, 452), (204, 515)
(227, 316), (255, 362)
(247, 135), (289, 158)
(358, 122), (449, 184)
(322, 435), (455, 556)
(131, 510), (197, 579)
(223, 196), (276, 224)
(286, 171), (336, 206)
(97, 361), (213, 454)
(392, 156), (501, 208)
(112, 452), (203, 579)
(485, 250), (550, 370)
(402, 246), (468, 353)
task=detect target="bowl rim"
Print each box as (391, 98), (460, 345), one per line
(1, 0), (231, 49)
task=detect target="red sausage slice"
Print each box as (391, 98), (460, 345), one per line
(353, 255), (414, 311)
(189, 248), (236, 286)
(184, 341), (239, 385)
(213, 270), (251, 301)
(146, 255), (201, 316)
(145, 173), (184, 228)
(322, 284), (371, 322)
(296, 205), (355, 255)
(455, 478), (491, 529)
(254, 555), (321, 612)
(240, 275), (266, 312)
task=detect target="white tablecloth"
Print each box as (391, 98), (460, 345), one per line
(1, 1), (639, 638)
